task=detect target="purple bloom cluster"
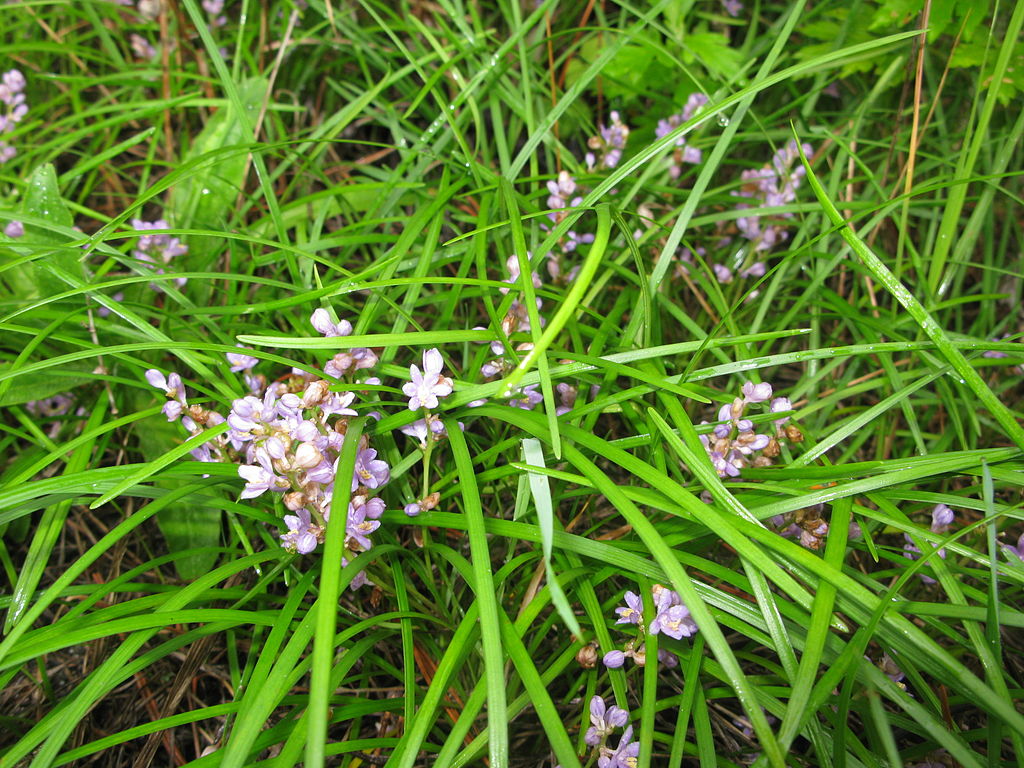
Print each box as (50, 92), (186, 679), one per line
(577, 695), (639, 768)
(473, 257), (550, 413)
(648, 583), (698, 639)
(603, 584), (694, 671)
(4, 219), (24, 239)
(25, 394), (81, 438)
(903, 503), (954, 585)
(0, 69), (27, 164)
(722, 0), (743, 15)
(734, 139), (812, 253)
(130, 34), (158, 60)
(585, 111), (630, 172)
(544, 173), (594, 282)
(772, 503), (830, 551)
(144, 310), (395, 588)
(131, 218), (188, 291)
(584, 695), (629, 746)
(700, 381), (792, 479)
(655, 93), (709, 178)
(598, 725), (640, 768)
(202, 0), (227, 27)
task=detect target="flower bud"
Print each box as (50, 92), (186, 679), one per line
(283, 492), (307, 511)
(576, 642), (599, 668)
(293, 442), (322, 469)
(602, 650), (626, 668)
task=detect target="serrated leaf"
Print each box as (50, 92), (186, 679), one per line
(683, 32), (745, 79)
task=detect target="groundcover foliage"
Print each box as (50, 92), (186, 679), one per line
(1, 0), (1023, 766)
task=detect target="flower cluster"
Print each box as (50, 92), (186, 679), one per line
(579, 695), (639, 768)
(655, 93), (709, 178)
(603, 584), (695, 670)
(585, 111), (629, 172)
(202, 0), (227, 27)
(131, 218), (188, 291)
(722, 0), (743, 16)
(772, 503), (830, 551)
(26, 394), (80, 438)
(544, 173), (594, 282)
(400, 350), (456, 515)
(734, 139), (812, 254)
(903, 503), (954, 585)
(0, 69), (27, 165)
(474, 256), (547, 412)
(145, 310), (394, 588)
(700, 381), (795, 479)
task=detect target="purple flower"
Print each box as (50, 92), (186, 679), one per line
(770, 397), (792, 425)
(319, 391), (357, 417)
(742, 381), (773, 403)
(145, 369), (188, 421)
(649, 586), (698, 639)
(281, 509), (319, 554)
(614, 591), (643, 625)
(507, 384), (543, 410)
(132, 218), (188, 291)
(0, 69), (27, 164)
(238, 450), (290, 499)
(227, 390), (278, 436)
(403, 348), (453, 410)
(903, 533), (944, 585)
(311, 308), (353, 337)
(930, 504), (954, 531)
(547, 170), (579, 210)
(345, 503), (380, 550)
(712, 263), (733, 284)
(226, 345), (259, 372)
(130, 33), (158, 60)
(598, 725), (640, 768)
(400, 416), (447, 449)
(722, 0), (743, 16)
(4, 220), (23, 238)
(584, 695), (629, 746)
(603, 650), (626, 668)
(1003, 532), (1024, 562)
(352, 447), (389, 491)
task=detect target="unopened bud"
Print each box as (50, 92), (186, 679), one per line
(283, 492), (307, 511)
(576, 642), (599, 668)
(293, 442), (322, 469)
(299, 380), (327, 409)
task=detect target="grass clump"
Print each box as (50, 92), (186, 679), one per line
(1, 1), (1023, 767)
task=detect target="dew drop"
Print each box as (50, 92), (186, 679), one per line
(717, 114), (730, 127)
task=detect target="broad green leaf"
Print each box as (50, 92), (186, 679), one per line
(167, 76), (269, 269)
(0, 361), (94, 407)
(136, 410), (223, 580)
